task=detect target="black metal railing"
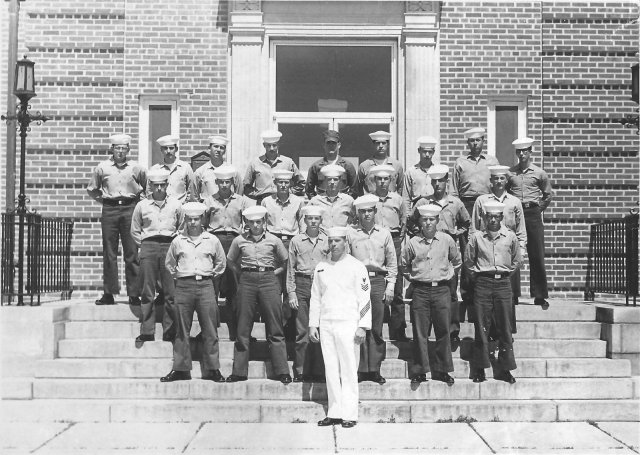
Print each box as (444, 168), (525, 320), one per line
(585, 212), (639, 305)
(1, 212), (74, 305)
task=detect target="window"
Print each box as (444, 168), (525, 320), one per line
(138, 95), (180, 167)
(487, 96), (528, 166)
(271, 41), (397, 172)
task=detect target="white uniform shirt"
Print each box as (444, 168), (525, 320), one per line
(309, 253), (372, 329)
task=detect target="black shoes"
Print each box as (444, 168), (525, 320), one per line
(129, 296), (141, 306)
(278, 374), (292, 384)
(496, 371), (517, 384)
(358, 372), (368, 383)
(390, 332), (411, 342)
(293, 374), (305, 383)
(160, 370), (191, 382)
(432, 372), (455, 386)
(225, 374), (248, 383)
(135, 334), (154, 343)
(370, 372), (386, 385)
(534, 298), (550, 310)
(202, 370), (225, 382)
(318, 417), (342, 426)
(410, 374), (427, 384)
(95, 294), (115, 305)
(341, 420), (357, 428)
(472, 370), (486, 383)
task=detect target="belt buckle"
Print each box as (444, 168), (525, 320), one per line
(494, 274), (501, 279)
(195, 275), (203, 281)
(368, 271), (376, 277)
(431, 282), (438, 287)
(117, 200), (124, 205)
(258, 267), (266, 272)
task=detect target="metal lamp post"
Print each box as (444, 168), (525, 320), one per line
(1, 55), (50, 305)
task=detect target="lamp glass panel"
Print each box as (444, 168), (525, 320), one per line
(26, 65), (34, 92)
(15, 65), (26, 92)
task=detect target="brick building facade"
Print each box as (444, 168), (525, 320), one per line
(1, 1), (638, 298)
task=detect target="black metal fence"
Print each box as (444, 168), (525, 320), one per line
(585, 212), (639, 305)
(1, 212), (74, 305)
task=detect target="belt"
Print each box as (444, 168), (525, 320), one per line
(295, 272), (313, 278)
(522, 202), (539, 209)
(390, 231), (402, 239)
(242, 267), (275, 272)
(213, 230), (239, 236)
(478, 271), (510, 279)
(273, 233), (295, 240)
(102, 197), (138, 206)
(143, 235), (174, 243)
(368, 271), (388, 277)
(177, 275), (212, 281)
(414, 280), (450, 287)
(460, 196), (477, 202)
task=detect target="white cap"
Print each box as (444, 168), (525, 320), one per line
(156, 135), (179, 147)
(417, 204), (442, 218)
(213, 164), (236, 181)
(147, 169), (170, 183)
(327, 226), (349, 238)
(463, 127), (486, 139)
(417, 135), (437, 149)
(182, 202), (207, 217)
(488, 165), (511, 176)
(302, 205), (324, 217)
(426, 164), (449, 180)
(512, 137), (535, 149)
(370, 164), (395, 178)
(261, 130), (282, 144)
(320, 164), (346, 178)
(354, 194), (379, 210)
(272, 169), (294, 181)
(208, 135), (228, 146)
(484, 200), (506, 214)
(242, 205), (268, 221)
(368, 130), (391, 142)
(110, 133), (131, 145)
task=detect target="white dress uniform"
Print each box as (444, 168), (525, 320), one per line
(309, 252), (371, 422)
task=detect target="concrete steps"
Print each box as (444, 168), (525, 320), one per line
(34, 357), (632, 379)
(2, 398), (639, 423)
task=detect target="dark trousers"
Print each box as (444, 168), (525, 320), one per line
(449, 257), (461, 335)
(101, 204), (139, 296)
(292, 276), (324, 376)
(215, 232), (239, 340)
(278, 238), (295, 339)
(472, 276), (517, 372)
(523, 206), (549, 299)
(173, 278), (220, 372)
(232, 271), (289, 376)
(459, 199), (476, 322)
(359, 275), (386, 373)
(387, 236), (406, 337)
(410, 284), (453, 376)
(139, 241), (175, 338)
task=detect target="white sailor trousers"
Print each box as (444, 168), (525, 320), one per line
(320, 319), (360, 421)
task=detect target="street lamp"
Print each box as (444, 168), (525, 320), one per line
(1, 55), (50, 305)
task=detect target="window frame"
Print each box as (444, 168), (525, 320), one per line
(138, 95), (180, 168)
(486, 95), (528, 157)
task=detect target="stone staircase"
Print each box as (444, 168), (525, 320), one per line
(2, 300), (639, 423)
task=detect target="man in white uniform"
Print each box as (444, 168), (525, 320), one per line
(309, 226), (371, 428)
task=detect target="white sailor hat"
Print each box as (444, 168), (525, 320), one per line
(484, 200), (506, 214)
(156, 135), (179, 147)
(302, 205), (324, 217)
(242, 205), (268, 221)
(320, 164), (345, 178)
(147, 168), (170, 183)
(213, 164), (236, 180)
(327, 226), (349, 238)
(463, 127), (486, 139)
(370, 164), (395, 178)
(426, 164), (449, 179)
(417, 135), (437, 149)
(417, 204), (442, 218)
(272, 169), (294, 181)
(354, 194), (379, 210)
(368, 130), (391, 142)
(488, 165), (511, 176)
(182, 202), (207, 217)
(208, 135), (228, 146)
(512, 137), (535, 149)
(110, 133), (131, 145)
(261, 130), (282, 144)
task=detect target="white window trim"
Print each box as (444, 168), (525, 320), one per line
(268, 39), (399, 158)
(138, 95), (180, 167)
(486, 96), (528, 157)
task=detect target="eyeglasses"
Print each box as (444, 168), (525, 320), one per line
(112, 145), (129, 151)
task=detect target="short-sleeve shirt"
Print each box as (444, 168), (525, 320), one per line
(130, 196), (183, 245)
(165, 231), (227, 278)
(147, 160), (193, 202)
(471, 192), (527, 250)
(400, 231), (461, 282)
(346, 224), (397, 284)
(403, 163), (434, 208)
(191, 162), (244, 201)
(86, 158), (147, 200)
(243, 154), (305, 198)
(227, 231), (288, 270)
(373, 191), (407, 234)
(464, 226), (523, 274)
(356, 157), (404, 196)
(507, 163), (553, 210)
(286, 232), (329, 294)
(451, 154), (500, 199)
(261, 194), (305, 235)
(204, 192), (255, 234)
(307, 193), (355, 231)
(411, 195), (470, 238)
